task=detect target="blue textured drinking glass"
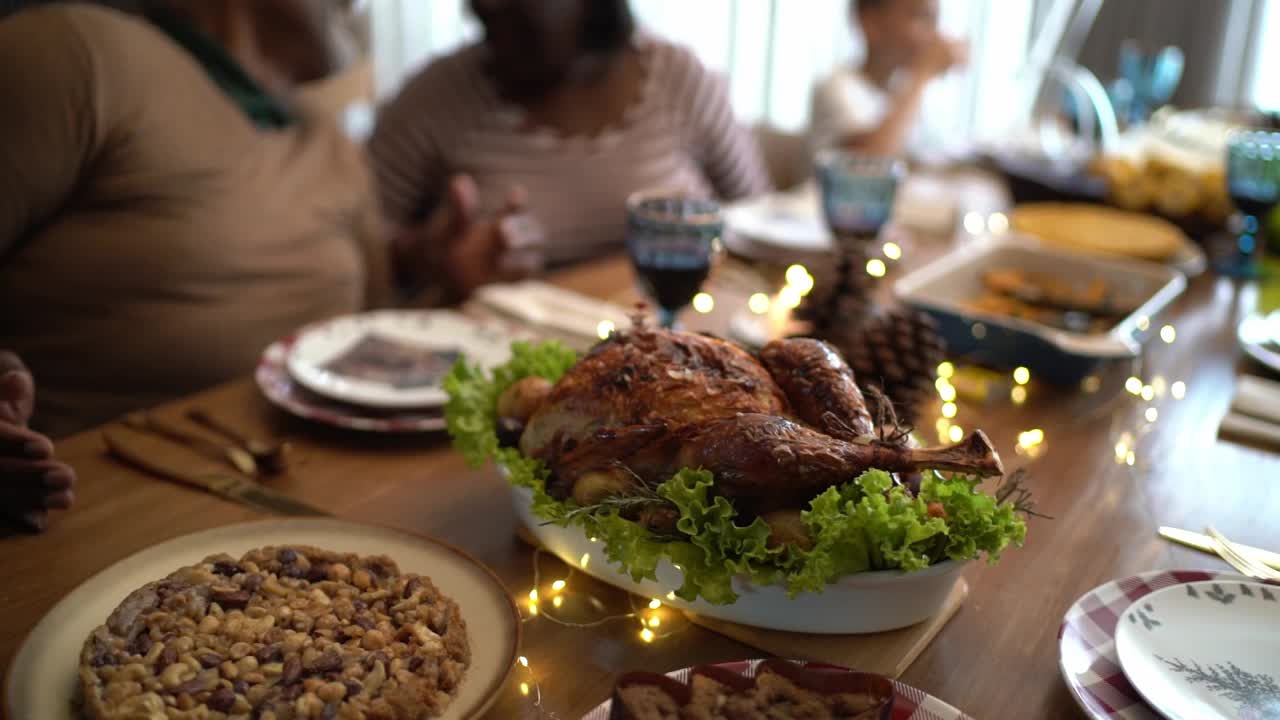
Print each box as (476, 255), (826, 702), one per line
(626, 193), (723, 329)
(1220, 130), (1280, 278)
(815, 150), (906, 241)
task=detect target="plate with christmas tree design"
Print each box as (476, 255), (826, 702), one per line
(1114, 580), (1280, 720)
(1059, 570), (1269, 719)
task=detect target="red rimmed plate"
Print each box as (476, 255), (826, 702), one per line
(256, 337), (446, 432)
(1058, 569), (1263, 719)
(580, 659), (972, 720)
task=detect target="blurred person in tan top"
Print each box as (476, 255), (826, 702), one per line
(0, 0), (526, 530)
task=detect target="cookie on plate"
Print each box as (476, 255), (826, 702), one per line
(78, 545), (469, 719)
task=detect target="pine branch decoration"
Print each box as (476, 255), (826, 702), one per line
(1156, 656), (1280, 711)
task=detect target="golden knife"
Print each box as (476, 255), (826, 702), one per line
(103, 428), (329, 517)
(1158, 526), (1280, 571)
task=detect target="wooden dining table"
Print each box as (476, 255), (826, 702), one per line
(3, 239), (1278, 719)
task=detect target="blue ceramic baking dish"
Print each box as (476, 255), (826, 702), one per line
(893, 235), (1187, 384)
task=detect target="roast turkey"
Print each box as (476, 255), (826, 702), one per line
(514, 318), (1003, 510)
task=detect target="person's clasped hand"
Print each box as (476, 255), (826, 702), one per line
(0, 352), (75, 532)
(912, 31), (967, 79)
(400, 174), (545, 301)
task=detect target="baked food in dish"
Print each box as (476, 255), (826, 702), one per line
(78, 546), (469, 719)
(611, 660), (893, 719)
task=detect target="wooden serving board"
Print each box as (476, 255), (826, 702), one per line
(682, 578), (967, 679)
(516, 524), (967, 678)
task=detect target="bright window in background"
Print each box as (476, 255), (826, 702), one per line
(1253, 0), (1279, 111)
(371, 0), (1032, 140)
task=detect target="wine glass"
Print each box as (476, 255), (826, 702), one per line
(815, 150), (906, 248)
(1221, 129), (1280, 277)
(625, 192), (724, 329)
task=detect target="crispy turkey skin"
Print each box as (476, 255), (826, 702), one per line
(517, 322), (1002, 507)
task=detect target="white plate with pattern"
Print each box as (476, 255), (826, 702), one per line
(1114, 580), (1280, 720)
(287, 310), (511, 409)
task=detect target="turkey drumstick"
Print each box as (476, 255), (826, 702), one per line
(675, 413), (1003, 502)
(546, 414), (1003, 504)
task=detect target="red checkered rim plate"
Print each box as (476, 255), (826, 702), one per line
(255, 337), (446, 433)
(1058, 569), (1263, 719)
(580, 659), (971, 720)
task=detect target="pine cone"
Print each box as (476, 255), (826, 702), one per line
(795, 239), (882, 335)
(840, 307), (947, 424)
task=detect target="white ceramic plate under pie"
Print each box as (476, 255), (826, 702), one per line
(287, 310), (511, 409)
(1114, 579), (1280, 720)
(5, 518), (520, 720)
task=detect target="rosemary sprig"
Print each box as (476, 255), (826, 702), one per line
(864, 385), (913, 446)
(550, 492), (690, 543)
(994, 468), (1051, 519)
(556, 494), (671, 525)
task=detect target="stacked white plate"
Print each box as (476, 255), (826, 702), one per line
(723, 186), (833, 264)
(1060, 570), (1280, 720)
(257, 310), (512, 433)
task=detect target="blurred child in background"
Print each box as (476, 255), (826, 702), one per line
(809, 0), (966, 156)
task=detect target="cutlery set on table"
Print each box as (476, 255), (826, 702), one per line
(102, 410), (325, 517)
(101, 306), (538, 514)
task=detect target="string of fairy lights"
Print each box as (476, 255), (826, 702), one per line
(510, 548), (693, 716)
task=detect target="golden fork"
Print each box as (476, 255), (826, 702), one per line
(122, 413), (259, 477)
(1206, 527), (1280, 581)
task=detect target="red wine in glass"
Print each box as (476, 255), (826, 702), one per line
(626, 194), (723, 328)
(633, 262), (712, 327)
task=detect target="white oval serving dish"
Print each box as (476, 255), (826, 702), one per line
(511, 485), (963, 634)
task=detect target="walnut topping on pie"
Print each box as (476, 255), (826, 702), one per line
(78, 546), (469, 719)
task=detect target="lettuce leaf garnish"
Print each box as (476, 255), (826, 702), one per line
(445, 341), (1027, 604)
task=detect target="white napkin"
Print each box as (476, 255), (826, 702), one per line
(473, 280), (633, 342)
(1220, 375), (1280, 449)
(1219, 412), (1280, 449)
(1231, 375), (1280, 425)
